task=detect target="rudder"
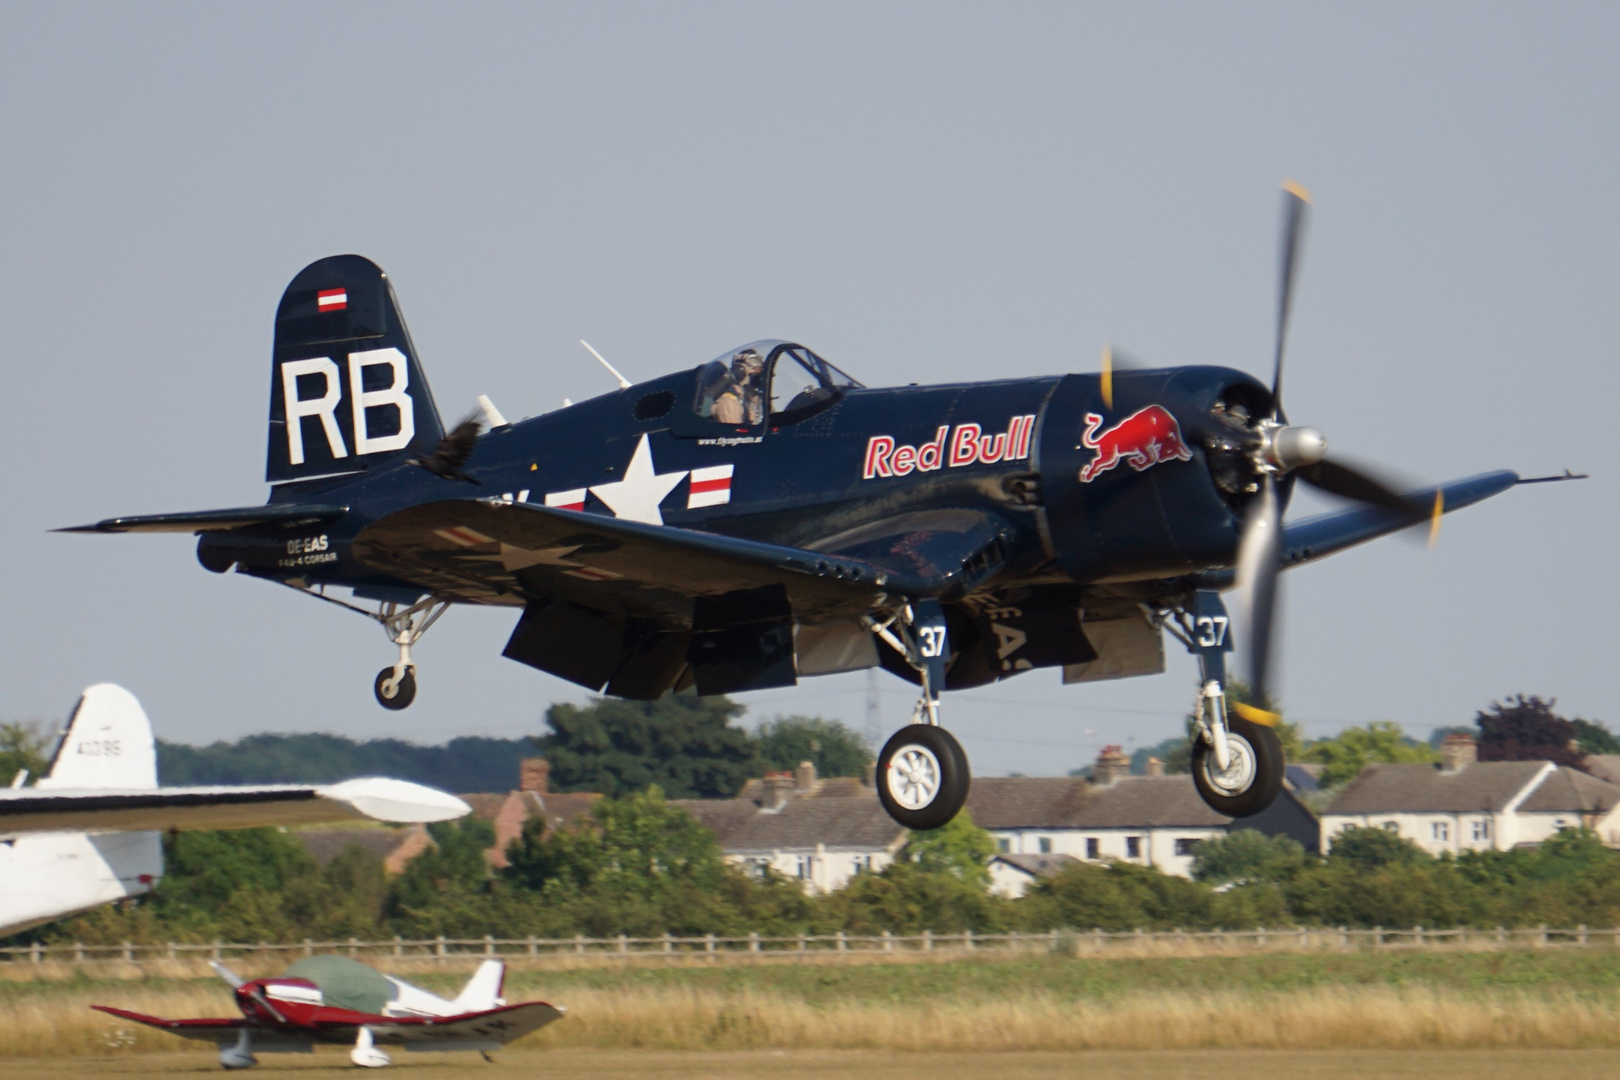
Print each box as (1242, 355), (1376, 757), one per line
(266, 254), (446, 484)
(36, 684), (158, 791)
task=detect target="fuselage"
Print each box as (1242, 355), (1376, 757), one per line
(202, 345), (1276, 621)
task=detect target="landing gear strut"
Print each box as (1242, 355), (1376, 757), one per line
(1158, 590), (1283, 817)
(867, 600), (970, 831)
(372, 597), (450, 711)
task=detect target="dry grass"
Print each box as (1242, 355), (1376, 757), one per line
(11, 981), (1620, 1058)
(9, 1050), (1620, 1080)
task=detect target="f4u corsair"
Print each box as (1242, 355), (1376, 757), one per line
(68, 184), (1577, 830)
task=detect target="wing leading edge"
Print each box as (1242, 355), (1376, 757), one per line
(0, 778), (470, 836)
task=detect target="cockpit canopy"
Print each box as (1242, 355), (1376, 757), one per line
(693, 340), (862, 429)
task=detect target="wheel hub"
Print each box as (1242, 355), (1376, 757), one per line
(887, 744), (943, 810)
(1201, 732), (1257, 796)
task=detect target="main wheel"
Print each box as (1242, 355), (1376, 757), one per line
(877, 725), (970, 830)
(1191, 712), (1283, 817)
(373, 667), (417, 710)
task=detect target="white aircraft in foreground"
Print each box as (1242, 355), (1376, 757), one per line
(0, 683), (470, 937)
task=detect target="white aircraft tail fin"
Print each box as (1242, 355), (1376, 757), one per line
(36, 684), (158, 791)
(454, 960), (506, 1012)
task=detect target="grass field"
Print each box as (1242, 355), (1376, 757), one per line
(8, 949), (1620, 1058)
(5, 1050), (1620, 1080)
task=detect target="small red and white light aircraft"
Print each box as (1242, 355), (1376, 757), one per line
(95, 955), (565, 1068)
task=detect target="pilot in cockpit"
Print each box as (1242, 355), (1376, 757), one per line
(709, 348), (765, 425)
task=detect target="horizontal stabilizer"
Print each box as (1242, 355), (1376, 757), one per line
(57, 503), (347, 534)
(0, 777), (469, 836)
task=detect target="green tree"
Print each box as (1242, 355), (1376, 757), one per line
(1191, 829), (1312, 886)
(1571, 718), (1620, 757)
(899, 810), (996, 886)
(1300, 721), (1436, 787)
(535, 693), (758, 798)
(0, 720), (54, 783)
(1325, 825), (1430, 871)
(385, 818), (501, 937)
(754, 716), (871, 777)
(503, 787), (747, 936)
(1475, 695), (1583, 767)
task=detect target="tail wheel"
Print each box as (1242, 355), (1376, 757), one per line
(374, 667), (417, 710)
(1191, 712), (1283, 817)
(877, 725), (970, 830)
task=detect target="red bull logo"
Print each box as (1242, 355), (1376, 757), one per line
(1077, 406), (1194, 483)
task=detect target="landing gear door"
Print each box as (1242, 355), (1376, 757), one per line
(1063, 611), (1166, 683)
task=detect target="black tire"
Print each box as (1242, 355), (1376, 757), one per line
(877, 725), (970, 830)
(374, 667), (417, 710)
(1191, 712), (1283, 817)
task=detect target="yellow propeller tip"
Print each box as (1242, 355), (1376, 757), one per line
(1231, 702), (1281, 728)
(1100, 345), (1114, 410)
(1427, 489), (1444, 548)
(1282, 179), (1312, 204)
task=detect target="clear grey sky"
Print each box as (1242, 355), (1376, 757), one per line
(1, 3), (1614, 776)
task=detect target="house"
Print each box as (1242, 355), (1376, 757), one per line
(297, 824), (435, 875)
(673, 763), (908, 893)
(459, 758), (602, 867)
(988, 852), (1079, 898)
(1319, 733), (1620, 854)
(967, 746), (1321, 880)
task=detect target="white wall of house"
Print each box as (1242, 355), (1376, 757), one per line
(988, 861), (1037, 898)
(725, 845), (896, 894)
(1320, 811), (1506, 856)
(987, 826), (1225, 879)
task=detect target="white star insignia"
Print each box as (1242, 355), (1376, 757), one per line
(589, 434), (687, 526)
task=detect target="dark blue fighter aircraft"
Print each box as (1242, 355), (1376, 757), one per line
(65, 185), (1579, 830)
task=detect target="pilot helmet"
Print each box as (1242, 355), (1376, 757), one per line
(732, 348), (764, 375)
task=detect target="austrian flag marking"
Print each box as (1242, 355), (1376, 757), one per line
(687, 464), (734, 509)
(316, 288), (347, 312)
(544, 489), (587, 512)
(862, 415), (1035, 480)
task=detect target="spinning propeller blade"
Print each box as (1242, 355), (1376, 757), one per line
(1233, 475), (1282, 708)
(1270, 180), (1311, 418)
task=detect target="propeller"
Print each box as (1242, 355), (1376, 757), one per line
(1227, 182), (1432, 716)
(211, 961), (286, 1023)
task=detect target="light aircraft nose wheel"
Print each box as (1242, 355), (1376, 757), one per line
(1191, 712), (1283, 817)
(373, 667), (417, 710)
(877, 725), (970, 831)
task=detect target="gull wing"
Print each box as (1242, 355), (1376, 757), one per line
(351, 499), (1012, 622)
(0, 778), (469, 836)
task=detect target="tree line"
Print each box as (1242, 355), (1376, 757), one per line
(23, 786), (1620, 949)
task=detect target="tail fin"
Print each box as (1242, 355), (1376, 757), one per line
(266, 254), (446, 485)
(35, 684), (158, 791)
(453, 960), (506, 1012)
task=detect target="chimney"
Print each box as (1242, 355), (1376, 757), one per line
(1144, 756), (1165, 778)
(1093, 745), (1130, 786)
(519, 757), (550, 794)
(795, 760), (817, 791)
(761, 775), (794, 811)
(1440, 733), (1477, 773)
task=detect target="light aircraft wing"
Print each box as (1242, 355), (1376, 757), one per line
(91, 1007), (319, 1049)
(0, 777), (469, 836)
(351, 499), (1012, 621)
(363, 1001), (566, 1047)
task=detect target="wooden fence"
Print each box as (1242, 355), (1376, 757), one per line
(4, 925), (1617, 966)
